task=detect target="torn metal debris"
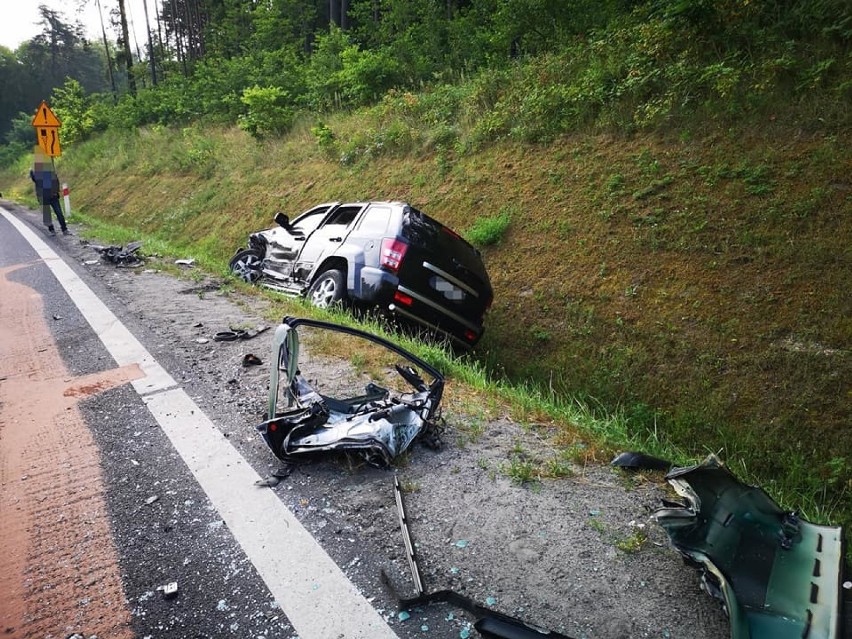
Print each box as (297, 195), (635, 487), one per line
(213, 326), (269, 342)
(242, 353), (262, 367)
(157, 581), (179, 599)
(653, 455), (847, 639)
(94, 241), (143, 266)
(255, 317), (444, 467)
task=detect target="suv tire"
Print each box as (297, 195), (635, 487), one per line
(308, 269), (346, 309)
(229, 249), (262, 283)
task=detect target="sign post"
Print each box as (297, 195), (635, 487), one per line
(31, 101), (62, 158)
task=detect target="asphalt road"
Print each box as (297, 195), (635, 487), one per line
(0, 204), (408, 639)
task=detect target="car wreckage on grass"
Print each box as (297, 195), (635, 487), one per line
(229, 201), (494, 349)
(653, 455), (847, 639)
(255, 317), (444, 467)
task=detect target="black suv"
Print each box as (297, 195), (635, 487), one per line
(229, 201), (493, 348)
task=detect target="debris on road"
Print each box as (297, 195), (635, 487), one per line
(255, 318), (444, 467)
(254, 464), (294, 488)
(175, 259), (195, 266)
(653, 455), (848, 639)
(610, 451), (672, 471)
(213, 326), (269, 342)
(157, 581), (179, 599)
(242, 353), (262, 366)
(386, 474), (576, 639)
(93, 241), (143, 266)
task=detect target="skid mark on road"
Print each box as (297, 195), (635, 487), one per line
(0, 264), (140, 639)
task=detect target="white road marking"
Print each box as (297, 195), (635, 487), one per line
(1, 207), (399, 639)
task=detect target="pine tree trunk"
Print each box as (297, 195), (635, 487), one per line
(116, 0), (136, 95)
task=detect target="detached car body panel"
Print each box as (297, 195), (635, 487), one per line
(256, 317), (444, 467)
(653, 455), (846, 639)
(230, 201), (493, 348)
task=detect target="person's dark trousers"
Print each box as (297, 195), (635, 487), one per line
(45, 197), (68, 233)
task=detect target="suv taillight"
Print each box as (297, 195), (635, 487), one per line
(380, 238), (408, 273)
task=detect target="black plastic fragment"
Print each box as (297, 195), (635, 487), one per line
(610, 451), (672, 471)
(476, 615), (570, 639)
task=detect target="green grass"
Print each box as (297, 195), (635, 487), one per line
(465, 209), (512, 247)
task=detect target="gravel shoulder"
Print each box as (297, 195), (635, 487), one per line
(42, 215), (730, 639)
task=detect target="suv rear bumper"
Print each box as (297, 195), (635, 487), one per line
(356, 267), (484, 348)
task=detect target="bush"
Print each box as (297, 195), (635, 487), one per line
(3, 112), (37, 146)
(0, 141), (27, 168)
(305, 27), (352, 110)
(238, 86), (295, 138)
(337, 47), (402, 106)
(466, 209), (512, 247)
(311, 121), (336, 156)
(50, 78), (105, 145)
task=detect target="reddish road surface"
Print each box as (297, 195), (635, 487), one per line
(0, 262), (142, 638)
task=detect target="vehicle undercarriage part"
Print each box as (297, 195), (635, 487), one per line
(386, 475), (576, 639)
(255, 317), (444, 467)
(653, 455), (848, 639)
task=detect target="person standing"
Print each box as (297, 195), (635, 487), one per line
(29, 151), (69, 235)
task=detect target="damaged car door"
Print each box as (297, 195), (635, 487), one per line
(261, 206), (330, 281)
(255, 317), (444, 467)
(653, 455), (847, 639)
(292, 204), (364, 283)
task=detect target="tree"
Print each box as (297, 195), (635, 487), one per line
(0, 47), (27, 142)
(0, 6), (109, 147)
(116, 0), (137, 94)
(95, 0), (118, 98)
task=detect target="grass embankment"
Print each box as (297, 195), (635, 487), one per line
(2, 116), (849, 537)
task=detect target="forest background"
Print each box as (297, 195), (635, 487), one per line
(1, 0), (850, 544)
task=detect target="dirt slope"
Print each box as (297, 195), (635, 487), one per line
(1, 121), (849, 522)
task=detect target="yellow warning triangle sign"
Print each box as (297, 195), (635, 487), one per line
(32, 101), (61, 127)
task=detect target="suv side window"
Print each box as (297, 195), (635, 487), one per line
(291, 209), (328, 236)
(324, 205), (362, 227)
(357, 206), (391, 235)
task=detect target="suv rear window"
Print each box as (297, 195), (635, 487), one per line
(357, 206), (391, 235)
(401, 207), (439, 246)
